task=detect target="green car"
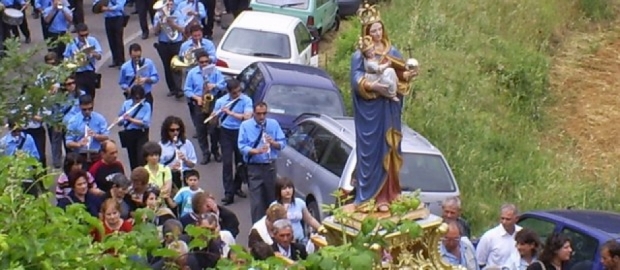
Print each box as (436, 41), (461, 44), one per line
(249, 0), (340, 36)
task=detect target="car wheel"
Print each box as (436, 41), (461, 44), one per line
(334, 14), (341, 31)
(305, 199), (321, 235)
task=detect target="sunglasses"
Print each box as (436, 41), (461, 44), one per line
(64, 81), (76, 86)
(81, 107), (94, 112)
(169, 128), (180, 132)
(79, 33), (89, 38)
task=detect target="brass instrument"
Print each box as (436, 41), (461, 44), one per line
(63, 38), (93, 69)
(153, 0), (179, 41)
(132, 59), (142, 88)
(171, 41), (202, 91)
(201, 65), (214, 113)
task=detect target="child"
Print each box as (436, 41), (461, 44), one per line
(358, 35), (399, 102)
(163, 169), (203, 216)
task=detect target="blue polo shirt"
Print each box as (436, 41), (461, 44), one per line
(238, 118), (286, 163)
(213, 93), (253, 130)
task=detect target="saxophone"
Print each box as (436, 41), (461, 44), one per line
(201, 65), (214, 113)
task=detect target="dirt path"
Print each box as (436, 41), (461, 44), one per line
(549, 28), (620, 178)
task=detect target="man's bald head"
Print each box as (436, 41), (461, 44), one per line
(100, 140), (118, 163)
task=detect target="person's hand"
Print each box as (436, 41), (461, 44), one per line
(222, 107), (232, 115)
(79, 137), (89, 147)
(259, 145), (270, 154)
(138, 77), (148, 85)
(87, 129), (96, 137)
(161, 191), (170, 199)
(206, 83), (215, 91)
(195, 97), (203, 106)
(171, 161), (181, 170)
(177, 151), (186, 161)
(123, 114), (131, 120)
(265, 134), (275, 145)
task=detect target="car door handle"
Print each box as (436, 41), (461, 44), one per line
(285, 159), (292, 167)
(306, 172), (313, 179)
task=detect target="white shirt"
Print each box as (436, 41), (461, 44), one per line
(219, 230), (235, 258)
(475, 224), (522, 269)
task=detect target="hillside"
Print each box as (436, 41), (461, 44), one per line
(323, 0), (620, 233)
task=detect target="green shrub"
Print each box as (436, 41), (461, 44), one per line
(326, 0), (620, 234)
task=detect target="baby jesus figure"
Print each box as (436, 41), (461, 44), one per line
(358, 35), (399, 102)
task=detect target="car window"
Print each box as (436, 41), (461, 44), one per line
(305, 126), (335, 163)
(238, 63), (258, 93)
(255, 0), (309, 10)
(400, 153), (457, 192)
(316, 0), (327, 7)
(561, 227), (598, 267)
(263, 84), (344, 117)
(288, 122), (316, 154)
(246, 68), (265, 100)
(319, 139), (352, 178)
(221, 28), (291, 59)
(517, 217), (556, 243)
(294, 22), (312, 54)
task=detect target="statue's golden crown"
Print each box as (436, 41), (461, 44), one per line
(356, 2), (381, 25)
(357, 35), (374, 52)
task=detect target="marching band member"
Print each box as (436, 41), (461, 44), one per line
(65, 94), (109, 170)
(43, 0), (72, 59)
(20, 107), (49, 168)
(1, 120), (40, 161)
(137, 0), (155, 39)
(1, 0), (31, 43)
(210, 78), (253, 205)
(41, 52), (65, 168)
(158, 115), (197, 190)
(34, 0), (52, 40)
(179, 24), (216, 64)
(183, 50), (224, 165)
(176, 0), (205, 32)
(63, 23), (103, 99)
(119, 43), (160, 108)
(117, 85), (152, 170)
(94, 0), (126, 68)
(153, 0), (186, 98)
(201, 0), (214, 39)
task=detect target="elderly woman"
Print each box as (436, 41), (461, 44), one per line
(526, 233), (572, 270)
(248, 203), (287, 248)
(270, 219), (307, 262)
(57, 170), (102, 217)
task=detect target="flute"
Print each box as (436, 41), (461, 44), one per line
(262, 129), (271, 160)
(203, 97), (240, 124)
(172, 136), (182, 166)
(106, 100), (144, 131)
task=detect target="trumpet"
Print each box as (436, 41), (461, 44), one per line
(203, 97), (240, 124)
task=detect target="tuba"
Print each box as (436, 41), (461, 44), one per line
(153, 0), (179, 41)
(170, 41), (200, 71)
(63, 38), (92, 69)
(201, 65), (214, 113)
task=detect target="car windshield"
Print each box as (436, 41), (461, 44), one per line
(263, 84), (345, 117)
(400, 153), (457, 192)
(221, 28), (291, 59)
(255, 0), (309, 9)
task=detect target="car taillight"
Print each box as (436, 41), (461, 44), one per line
(216, 59), (228, 68)
(307, 16), (314, 27)
(311, 41), (319, 56)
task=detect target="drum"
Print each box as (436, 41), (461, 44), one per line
(2, 8), (23, 26)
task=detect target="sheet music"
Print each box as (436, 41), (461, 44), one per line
(202, 64), (215, 76)
(135, 64), (149, 77)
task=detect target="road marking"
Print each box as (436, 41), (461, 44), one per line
(95, 26), (153, 70)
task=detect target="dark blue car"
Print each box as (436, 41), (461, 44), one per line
(233, 61), (346, 132)
(517, 209), (620, 270)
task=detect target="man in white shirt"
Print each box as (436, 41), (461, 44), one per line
(475, 203), (522, 269)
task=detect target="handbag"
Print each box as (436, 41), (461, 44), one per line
(117, 103), (144, 148)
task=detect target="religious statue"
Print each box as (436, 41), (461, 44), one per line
(350, 1), (419, 212)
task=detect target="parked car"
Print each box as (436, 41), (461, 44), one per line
(236, 62), (346, 131)
(248, 0), (339, 35)
(277, 114), (461, 226)
(517, 209), (620, 270)
(215, 11), (320, 77)
(337, 0), (362, 17)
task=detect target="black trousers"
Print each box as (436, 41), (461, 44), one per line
(76, 70), (97, 99)
(105, 16), (125, 65)
(248, 163), (276, 223)
(40, 17), (49, 40)
(154, 41), (182, 93)
(9, 9), (30, 39)
(48, 32), (67, 61)
(220, 127), (242, 196)
(68, 0), (85, 25)
(201, 0), (215, 37)
(136, 0), (155, 35)
(121, 128), (149, 169)
(23, 126), (47, 168)
(190, 103), (220, 158)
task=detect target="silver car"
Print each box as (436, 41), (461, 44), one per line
(276, 114), (461, 224)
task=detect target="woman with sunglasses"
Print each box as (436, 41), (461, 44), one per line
(57, 74), (86, 152)
(117, 85), (152, 170)
(159, 116), (197, 191)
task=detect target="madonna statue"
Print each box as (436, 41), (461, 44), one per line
(350, 2), (418, 212)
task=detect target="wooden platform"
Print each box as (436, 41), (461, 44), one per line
(339, 203), (430, 231)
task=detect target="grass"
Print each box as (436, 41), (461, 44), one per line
(324, 0), (619, 234)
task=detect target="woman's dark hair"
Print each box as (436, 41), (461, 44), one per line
(68, 170), (89, 189)
(275, 177), (295, 204)
(250, 241), (275, 260)
(539, 233), (571, 263)
(130, 85), (145, 100)
(63, 152), (85, 176)
(160, 115), (186, 144)
(142, 141), (162, 159)
(142, 187), (161, 205)
(515, 228), (542, 256)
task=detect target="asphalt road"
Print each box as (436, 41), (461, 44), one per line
(20, 2), (253, 246)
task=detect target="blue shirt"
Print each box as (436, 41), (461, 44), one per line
(270, 198), (305, 241)
(159, 139), (198, 172)
(34, 0), (52, 10)
(173, 186), (203, 216)
(238, 118), (286, 163)
(183, 65), (226, 99)
(1, 0), (25, 7)
(65, 111), (109, 152)
(118, 58), (160, 94)
(60, 90), (87, 125)
(176, 0), (206, 20)
(153, 8), (185, 43)
(43, 6), (72, 33)
(63, 37), (103, 72)
(118, 100), (152, 130)
(94, 0), (125, 17)
(0, 132), (40, 160)
(214, 93), (253, 130)
(179, 38), (216, 63)
(439, 239), (479, 270)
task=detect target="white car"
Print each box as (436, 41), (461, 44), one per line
(215, 11), (320, 76)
